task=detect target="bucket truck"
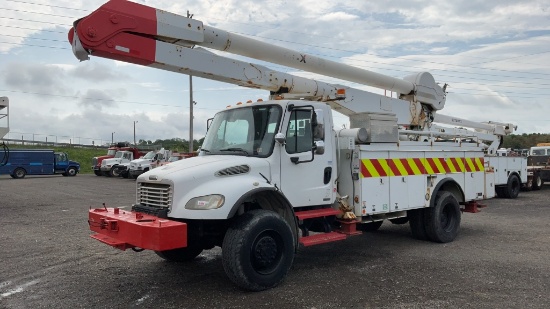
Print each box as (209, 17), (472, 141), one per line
(70, 1), (526, 291)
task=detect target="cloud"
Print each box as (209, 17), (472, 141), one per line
(78, 89), (126, 110)
(3, 62), (69, 94)
(68, 62), (131, 82)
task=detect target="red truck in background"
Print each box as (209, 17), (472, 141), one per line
(91, 142), (148, 176)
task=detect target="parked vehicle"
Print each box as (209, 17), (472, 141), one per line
(91, 142), (147, 176)
(73, 1), (526, 291)
(100, 150), (142, 177)
(128, 148), (171, 178)
(0, 149), (80, 178)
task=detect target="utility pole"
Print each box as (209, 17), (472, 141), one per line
(112, 132), (115, 144)
(188, 10), (194, 153)
(133, 120), (138, 145)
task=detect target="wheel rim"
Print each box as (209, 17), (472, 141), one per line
(68, 169), (76, 176)
(441, 203), (456, 232)
(15, 169), (24, 177)
(536, 176), (542, 187)
(250, 230), (283, 275)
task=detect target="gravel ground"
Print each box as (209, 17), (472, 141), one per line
(0, 174), (549, 308)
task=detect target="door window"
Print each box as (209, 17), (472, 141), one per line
(285, 110), (313, 154)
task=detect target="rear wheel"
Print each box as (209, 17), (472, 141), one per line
(12, 168), (26, 179)
(222, 210), (294, 291)
(408, 208), (428, 240)
(424, 191), (461, 243)
(532, 173), (543, 191)
(503, 174), (520, 198)
(155, 245), (203, 262)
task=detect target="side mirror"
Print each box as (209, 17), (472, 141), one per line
(275, 133), (286, 144)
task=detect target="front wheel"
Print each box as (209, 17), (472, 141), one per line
(424, 191), (461, 243)
(94, 170), (102, 176)
(109, 167), (120, 177)
(66, 167), (77, 176)
(222, 210), (294, 291)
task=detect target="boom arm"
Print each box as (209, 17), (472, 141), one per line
(69, 0), (515, 151)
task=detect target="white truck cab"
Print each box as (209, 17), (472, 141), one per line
(100, 150), (135, 176)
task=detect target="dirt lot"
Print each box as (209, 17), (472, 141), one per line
(0, 174), (549, 308)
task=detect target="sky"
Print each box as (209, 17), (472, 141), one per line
(0, 0), (549, 146)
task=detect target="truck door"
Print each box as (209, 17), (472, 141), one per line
(54, 152), (68, 173)
(279, 105), (335, 207)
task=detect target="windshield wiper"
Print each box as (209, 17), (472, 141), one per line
(219, 148), (250, 155)
(201, 148), (211, 153)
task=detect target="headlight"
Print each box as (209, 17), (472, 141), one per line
(185, 194), (225, 210)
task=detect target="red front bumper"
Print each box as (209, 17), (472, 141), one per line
(88, 208), (187, 251)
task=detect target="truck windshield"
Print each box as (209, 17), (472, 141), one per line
(201, 105), (281, 157)
(114, 152), (123, 158)
(142, 151), (155, 159)
(107, 149), (117, 156)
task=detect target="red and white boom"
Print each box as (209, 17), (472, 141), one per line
(69, 0), (515, 151)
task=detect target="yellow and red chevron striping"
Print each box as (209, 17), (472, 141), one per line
(360, 157), (484, 178)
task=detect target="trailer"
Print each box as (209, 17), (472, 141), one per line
(0, 149), (80, 178)
(71, 1), (526, 291)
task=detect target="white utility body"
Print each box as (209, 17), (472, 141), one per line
(74, 1), (526, 291)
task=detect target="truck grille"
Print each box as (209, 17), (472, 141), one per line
(137, 182), (172, 208)
(92, 158), (98, 167)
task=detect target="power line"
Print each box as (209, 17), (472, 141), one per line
(5, 0), (88, 11)
(0, 7), (75, 19)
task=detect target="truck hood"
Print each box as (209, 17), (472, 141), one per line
(137, 155), (274, 220)
(131, 158), (153, 164)
(138, 155), (271, 183)
(102, 158), (123, 165)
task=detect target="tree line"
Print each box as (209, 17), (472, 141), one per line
(502, 133), (550, 150)
(136, 138), (205, 152)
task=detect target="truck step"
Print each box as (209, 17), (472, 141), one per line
(299, 232), (347, 247)
(295, 208), (340, 220)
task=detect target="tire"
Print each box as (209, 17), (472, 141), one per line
(357, 220), (383, 232)
(94, 170), (102, 176)
(222, 210), (294, 291)
(424, 191), (461, 243)
(495, 187), (505, 198)
(66, 167), (77, 177)
(109, 167), (120, 177)
(12, 168), (26, 179)
(408, 208), (428, 240)
(389, 217), (409, 225)
(155, 246), (203, 262)
(503, 174), (520, 198)
(122, 172), (129, 179)
(532, 174), (543, 191)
